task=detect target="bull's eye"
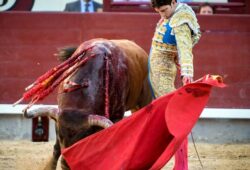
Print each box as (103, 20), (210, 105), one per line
(82, 79), (89, 88)
(63, 79), (89, 93)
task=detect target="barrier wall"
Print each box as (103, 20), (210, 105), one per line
(0, 12), (250, 109)
(103, 0), (250, 14)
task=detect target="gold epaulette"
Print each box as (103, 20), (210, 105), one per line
(169, 3), (201, 45)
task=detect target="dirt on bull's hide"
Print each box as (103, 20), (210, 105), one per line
(0, 140), (249, 170)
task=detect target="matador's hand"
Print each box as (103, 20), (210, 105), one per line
(182, 76), (193, 85)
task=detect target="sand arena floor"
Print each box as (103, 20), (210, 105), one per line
(0, 140), (249, 170)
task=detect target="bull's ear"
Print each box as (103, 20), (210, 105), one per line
(88, 115), (113, 129)
(55, 46), (77, 61)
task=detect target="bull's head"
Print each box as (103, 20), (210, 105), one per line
(54, 43), (113, 147)
(23, 42), (116, 148)
(57, 109), (113, 147)
(24, 107), (113, 148)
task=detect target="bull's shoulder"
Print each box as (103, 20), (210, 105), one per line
(110, 40), (148, 58)
(110, 39), (140, 49)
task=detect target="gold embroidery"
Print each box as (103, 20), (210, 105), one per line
(174, 24), (193, 77)
(152, 41), (177, 52)
(149, 49), (177, 97)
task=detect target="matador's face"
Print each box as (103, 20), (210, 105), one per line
(154, 2), (177, 19)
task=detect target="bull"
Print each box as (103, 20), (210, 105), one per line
(19, 39), (152, 170)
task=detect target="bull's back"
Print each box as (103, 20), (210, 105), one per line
(111, 40), (152, 110)
(57, 39), (152, 111)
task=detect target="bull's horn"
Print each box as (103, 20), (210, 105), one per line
(88, 115), (113, 129)
(24, 106), (59, 121)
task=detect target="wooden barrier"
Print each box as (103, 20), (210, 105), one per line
(0, 12), (249, 109)
(103, 0), (250, 14)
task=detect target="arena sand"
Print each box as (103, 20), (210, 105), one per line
(0, 140), (249, 170)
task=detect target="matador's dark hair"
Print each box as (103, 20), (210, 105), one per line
(151, 0), (176, 8)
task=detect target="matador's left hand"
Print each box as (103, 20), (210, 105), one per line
(182, 76), (193, 85)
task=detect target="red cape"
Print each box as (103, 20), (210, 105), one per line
(62, 75), (225, 170)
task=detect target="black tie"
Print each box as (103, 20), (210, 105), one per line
(85, 3), (89, 12)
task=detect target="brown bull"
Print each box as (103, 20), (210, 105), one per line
(22, 39), (152, 170)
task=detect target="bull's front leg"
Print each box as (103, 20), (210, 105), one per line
(60, 157), (70, 170)
(22, 107), (60, 170)
(44, 125), (61, 170)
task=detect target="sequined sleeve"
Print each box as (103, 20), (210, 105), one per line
(173, 24), (194, 77)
